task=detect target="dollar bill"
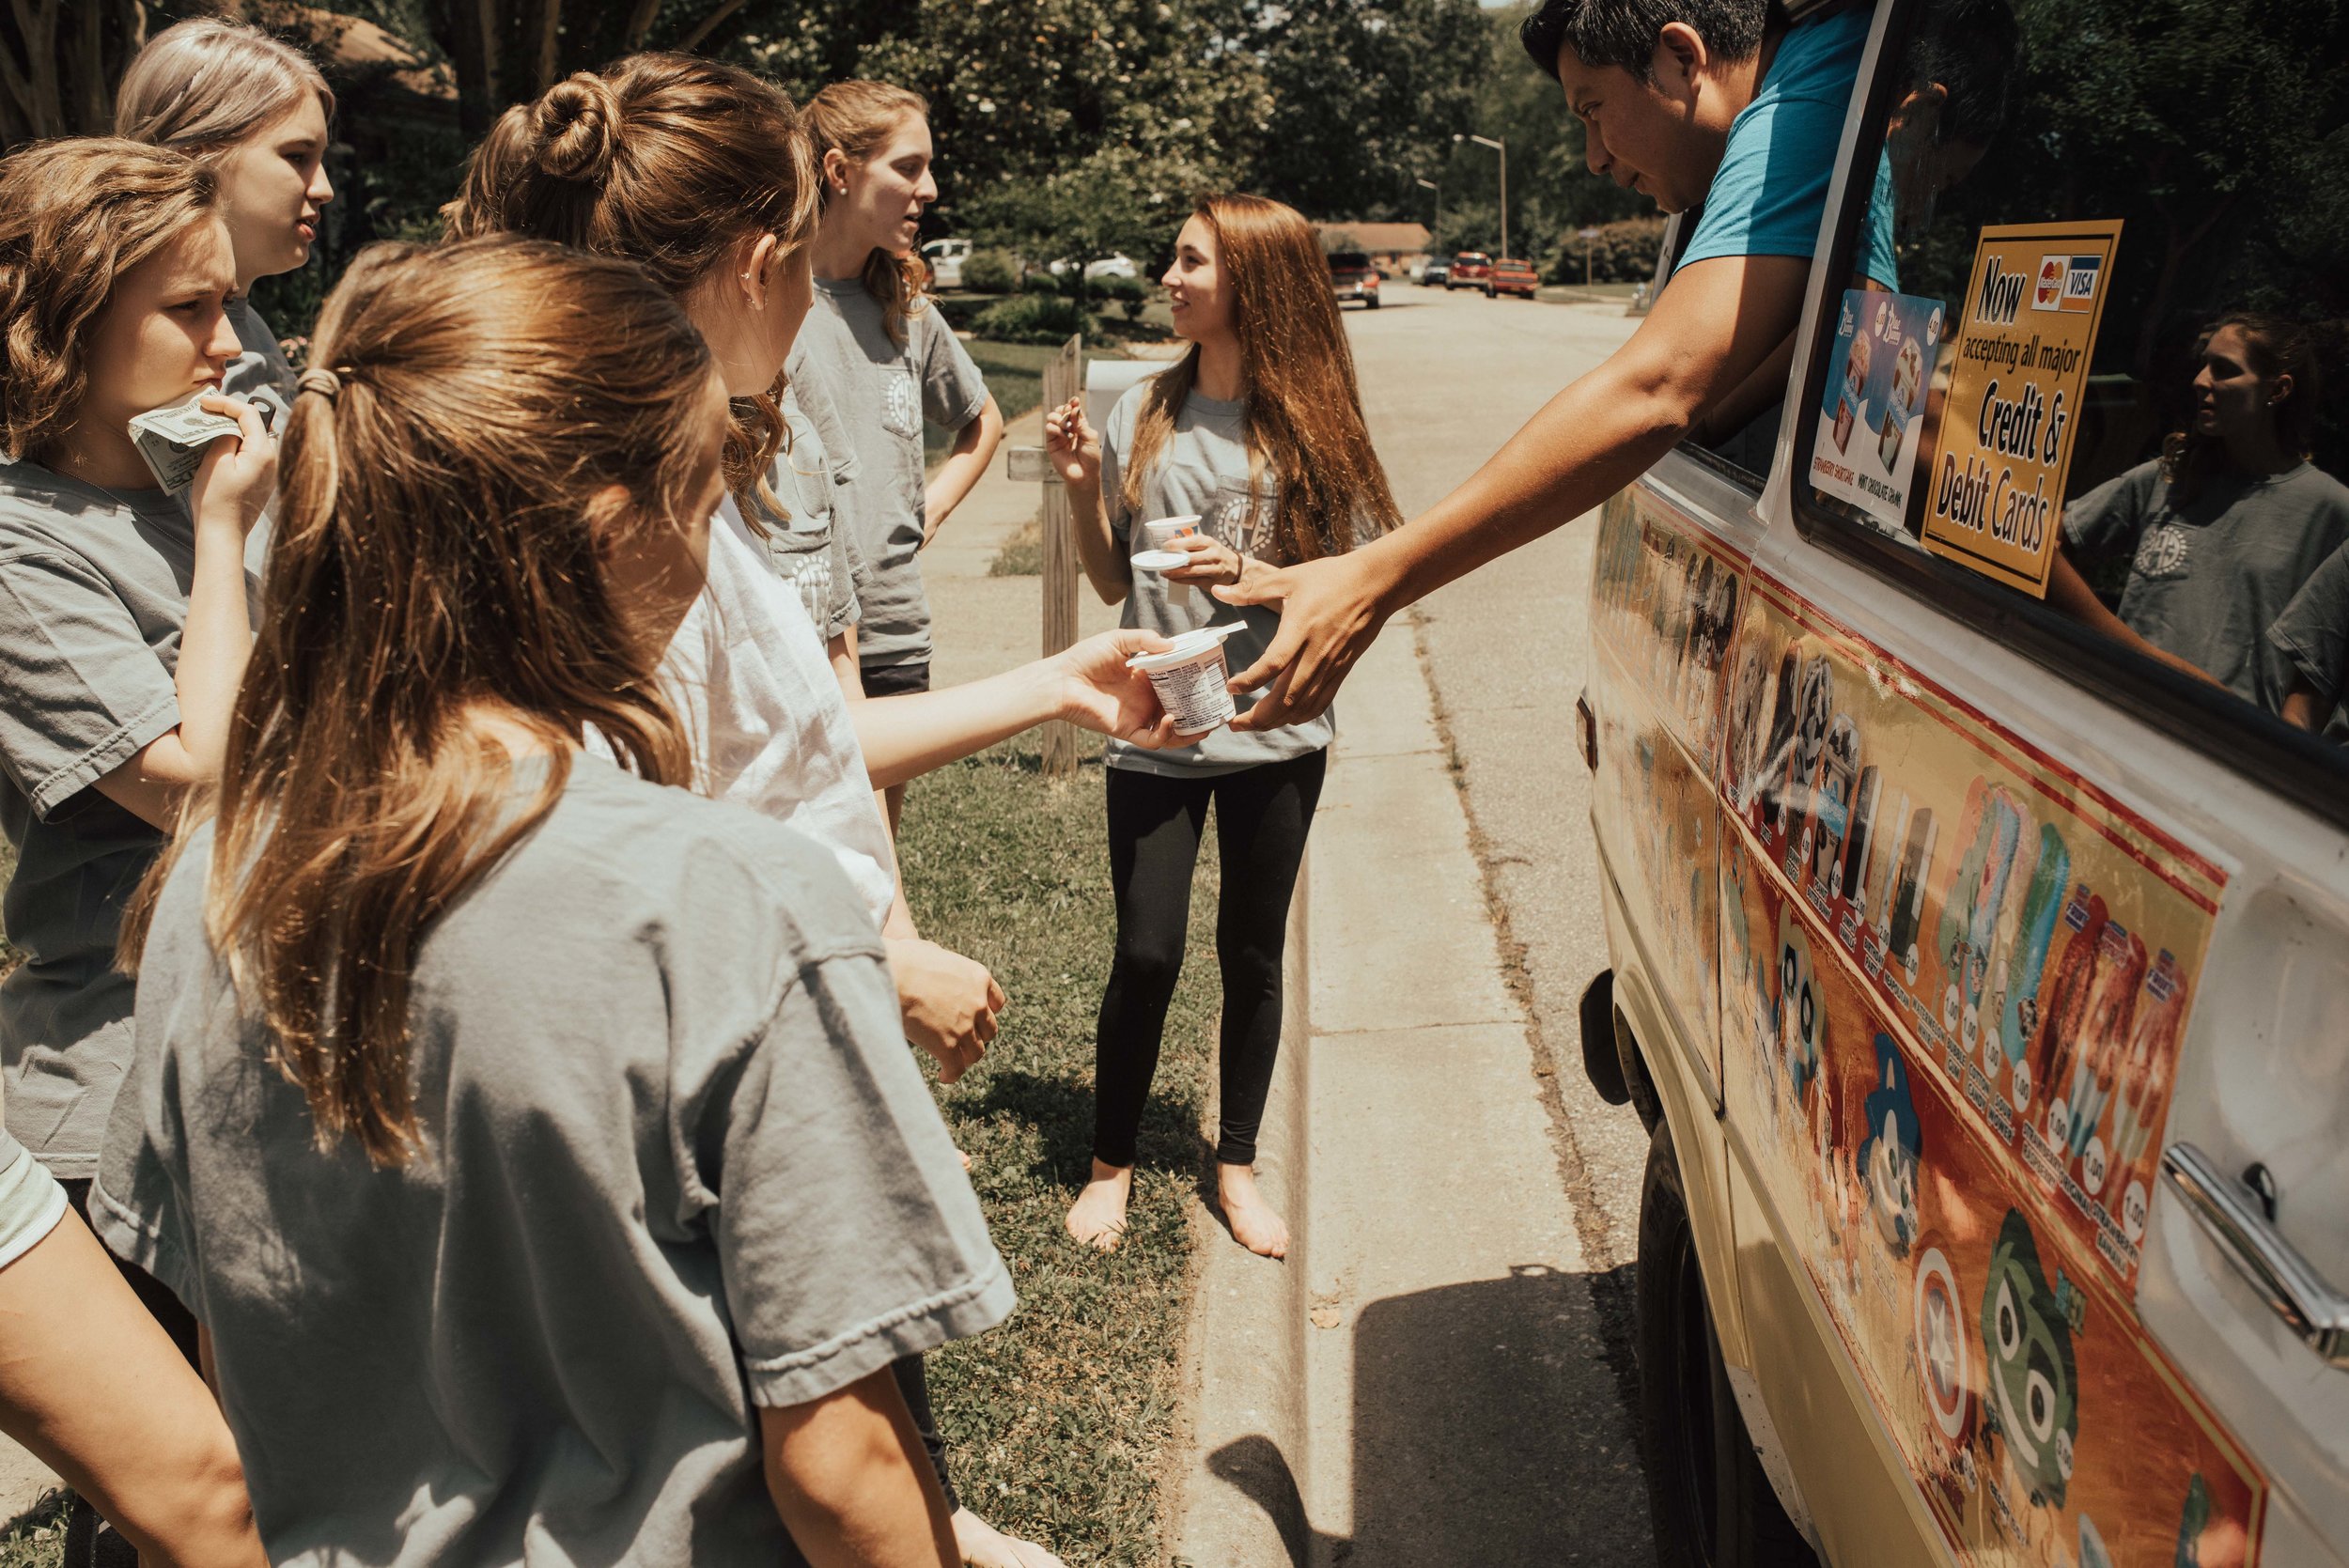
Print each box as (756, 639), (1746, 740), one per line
(127, 396), (247, 497)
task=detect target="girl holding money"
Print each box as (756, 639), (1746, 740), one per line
(444, 55), (1174, 1568)
(0, 137), (274, 1565)
(116, 19), (337, 428)
(1046, 194), (1402, 1258)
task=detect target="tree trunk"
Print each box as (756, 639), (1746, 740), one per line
(447, 0), (504, 141)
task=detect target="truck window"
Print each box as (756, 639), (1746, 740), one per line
(1789, 0), (2349, 819)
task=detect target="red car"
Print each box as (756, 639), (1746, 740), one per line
(1446, 251), (1491, 290)
(1329, 250), (1381, 309)
(1486, 257), (1539, 299)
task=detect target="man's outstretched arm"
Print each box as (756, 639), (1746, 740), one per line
(1220, 252), (1812, 731)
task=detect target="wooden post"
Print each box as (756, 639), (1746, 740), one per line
(1038, 332), (1083, 778)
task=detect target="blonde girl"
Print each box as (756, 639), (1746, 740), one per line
(99, 235), (1003, 1567)
(1047, 194), (1401, 1257)
(0, 136), (273, 1568)
(116, 18), (336, 426)
(791, 80), (1005, 830)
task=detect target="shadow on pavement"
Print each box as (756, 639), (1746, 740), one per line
(1209, 1261), (1654, 1566)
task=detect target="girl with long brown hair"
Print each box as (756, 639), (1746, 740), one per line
(1046, 193), (1401, 1256)
(791, 80), (1005, 831)
(97, 236), (1006, 1567)
(445, 55), (1169, 1568)
(0, 135), (274, 1568)
(116, 17), (337, 426)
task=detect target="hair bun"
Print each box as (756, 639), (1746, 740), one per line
(533, 73), (619, 183)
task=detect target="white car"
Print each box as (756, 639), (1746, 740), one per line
(920, 237), (971, 289)
(1582, 2), (2349, 1565)
(1047, 254), (1139, 281)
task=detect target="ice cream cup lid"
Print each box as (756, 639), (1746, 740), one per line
(1129, 548), (1191, 571)
(1126, 622), (1246, 671)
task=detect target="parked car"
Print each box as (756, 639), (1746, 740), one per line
(1420, 257), (1451, 288)
(1329, 249), (1381, 310)
(920, 237), (972, 290)
(1486, 257), (1539, 299)
(1447, 251), (1491, 290)
(1048, 254), (1139, 280)
(1580, 3), (2348, 1567)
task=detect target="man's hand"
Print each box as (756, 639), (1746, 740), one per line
(1051, 629), (1185, 748)
(887, 938), (1005, 1084)
(1213, 550), (1393, 732)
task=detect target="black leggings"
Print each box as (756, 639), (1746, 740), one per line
(1094, 750), (1327, 1169)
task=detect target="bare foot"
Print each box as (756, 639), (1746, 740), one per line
(952, 1507), (1069, 1568)
(1066, 1158), (1132, 1251)
(1216, 1162), (1289, 1259)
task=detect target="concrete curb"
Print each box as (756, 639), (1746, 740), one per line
(1170, 862), (1315, 1567)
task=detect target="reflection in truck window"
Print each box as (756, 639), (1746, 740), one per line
(2048, 315), (2349, 706)
(1812, 0), (2348, 765)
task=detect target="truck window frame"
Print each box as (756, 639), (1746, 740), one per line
(1781, 0), (2349, 831)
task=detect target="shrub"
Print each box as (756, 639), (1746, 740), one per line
(964, 249), (1018, 293)
(972, 293), (1087, 345)
(1548, 217), (1670, 286)
(1021, 272), (1063, 297)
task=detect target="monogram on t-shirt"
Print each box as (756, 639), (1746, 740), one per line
(2132, 520), (2194, 582)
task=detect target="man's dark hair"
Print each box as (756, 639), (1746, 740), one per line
(1519, 0), (1773, 83)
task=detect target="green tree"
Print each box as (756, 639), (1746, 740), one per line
(1247, 0), (1487, 220)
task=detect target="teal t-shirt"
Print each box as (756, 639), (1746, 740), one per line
(1677, 9), (1898, 288)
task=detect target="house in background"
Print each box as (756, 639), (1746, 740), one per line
(1313, 221), (1433, 277)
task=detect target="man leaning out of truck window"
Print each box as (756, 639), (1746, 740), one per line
(1217, 0), (1897, 731)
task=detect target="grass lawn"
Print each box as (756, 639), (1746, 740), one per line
(898, 743), (1221, 1564)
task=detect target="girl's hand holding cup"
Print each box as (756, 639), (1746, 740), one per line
(1160, 531), (1244, 587)
(1043, 395), (1099, 489)
(1052, 629), (1184, 749)
(189, 393), (278, 538)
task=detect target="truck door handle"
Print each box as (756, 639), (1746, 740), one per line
(2162, 1141), (2349, 1369)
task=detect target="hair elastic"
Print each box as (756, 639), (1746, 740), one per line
(296, 367), (341, 401)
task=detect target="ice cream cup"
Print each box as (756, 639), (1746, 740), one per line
(1140, 514), (1204, 551)
(1127, 623), (1246, 737)
(1130, 546), (1197, 610)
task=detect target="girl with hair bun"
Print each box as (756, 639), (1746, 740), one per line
(116, 17), (336, 427)
(793, 80), (1005, 831)
(97, 234), (1005, 1568)
(0, 135), (272, 1568)
(448, 54), (1168, 1568)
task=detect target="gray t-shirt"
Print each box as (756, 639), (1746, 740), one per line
(223, 296), (294, 432)
(733, 387), (863, 644)
(94, 754), (1012, 1567)
(1098, 379), (1335, 776)
(0, 460), (236, 1180)
(2063, 458), (2349, 709)
(786, 280), (988, 669)
(2268, 540), (2349, 741)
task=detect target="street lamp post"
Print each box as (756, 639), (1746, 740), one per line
(1454, 132), (1507, 260)
(1414, 177), (1439, 258)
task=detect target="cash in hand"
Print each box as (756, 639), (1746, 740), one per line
(127, 396), (249, 497)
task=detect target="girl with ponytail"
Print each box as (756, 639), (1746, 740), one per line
(446, 55), (1169, 1568)
(99, 236), (1006, 1567)
(793, 80), (1006, 830)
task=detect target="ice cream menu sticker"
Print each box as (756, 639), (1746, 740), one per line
(1812, 289), (1944, 532)
(1921, 221), (2123, 598)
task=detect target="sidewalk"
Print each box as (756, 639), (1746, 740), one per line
(1174, 613), (1640, 1566)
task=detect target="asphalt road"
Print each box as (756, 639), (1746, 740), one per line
(1344, 280), (1660, 1562)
